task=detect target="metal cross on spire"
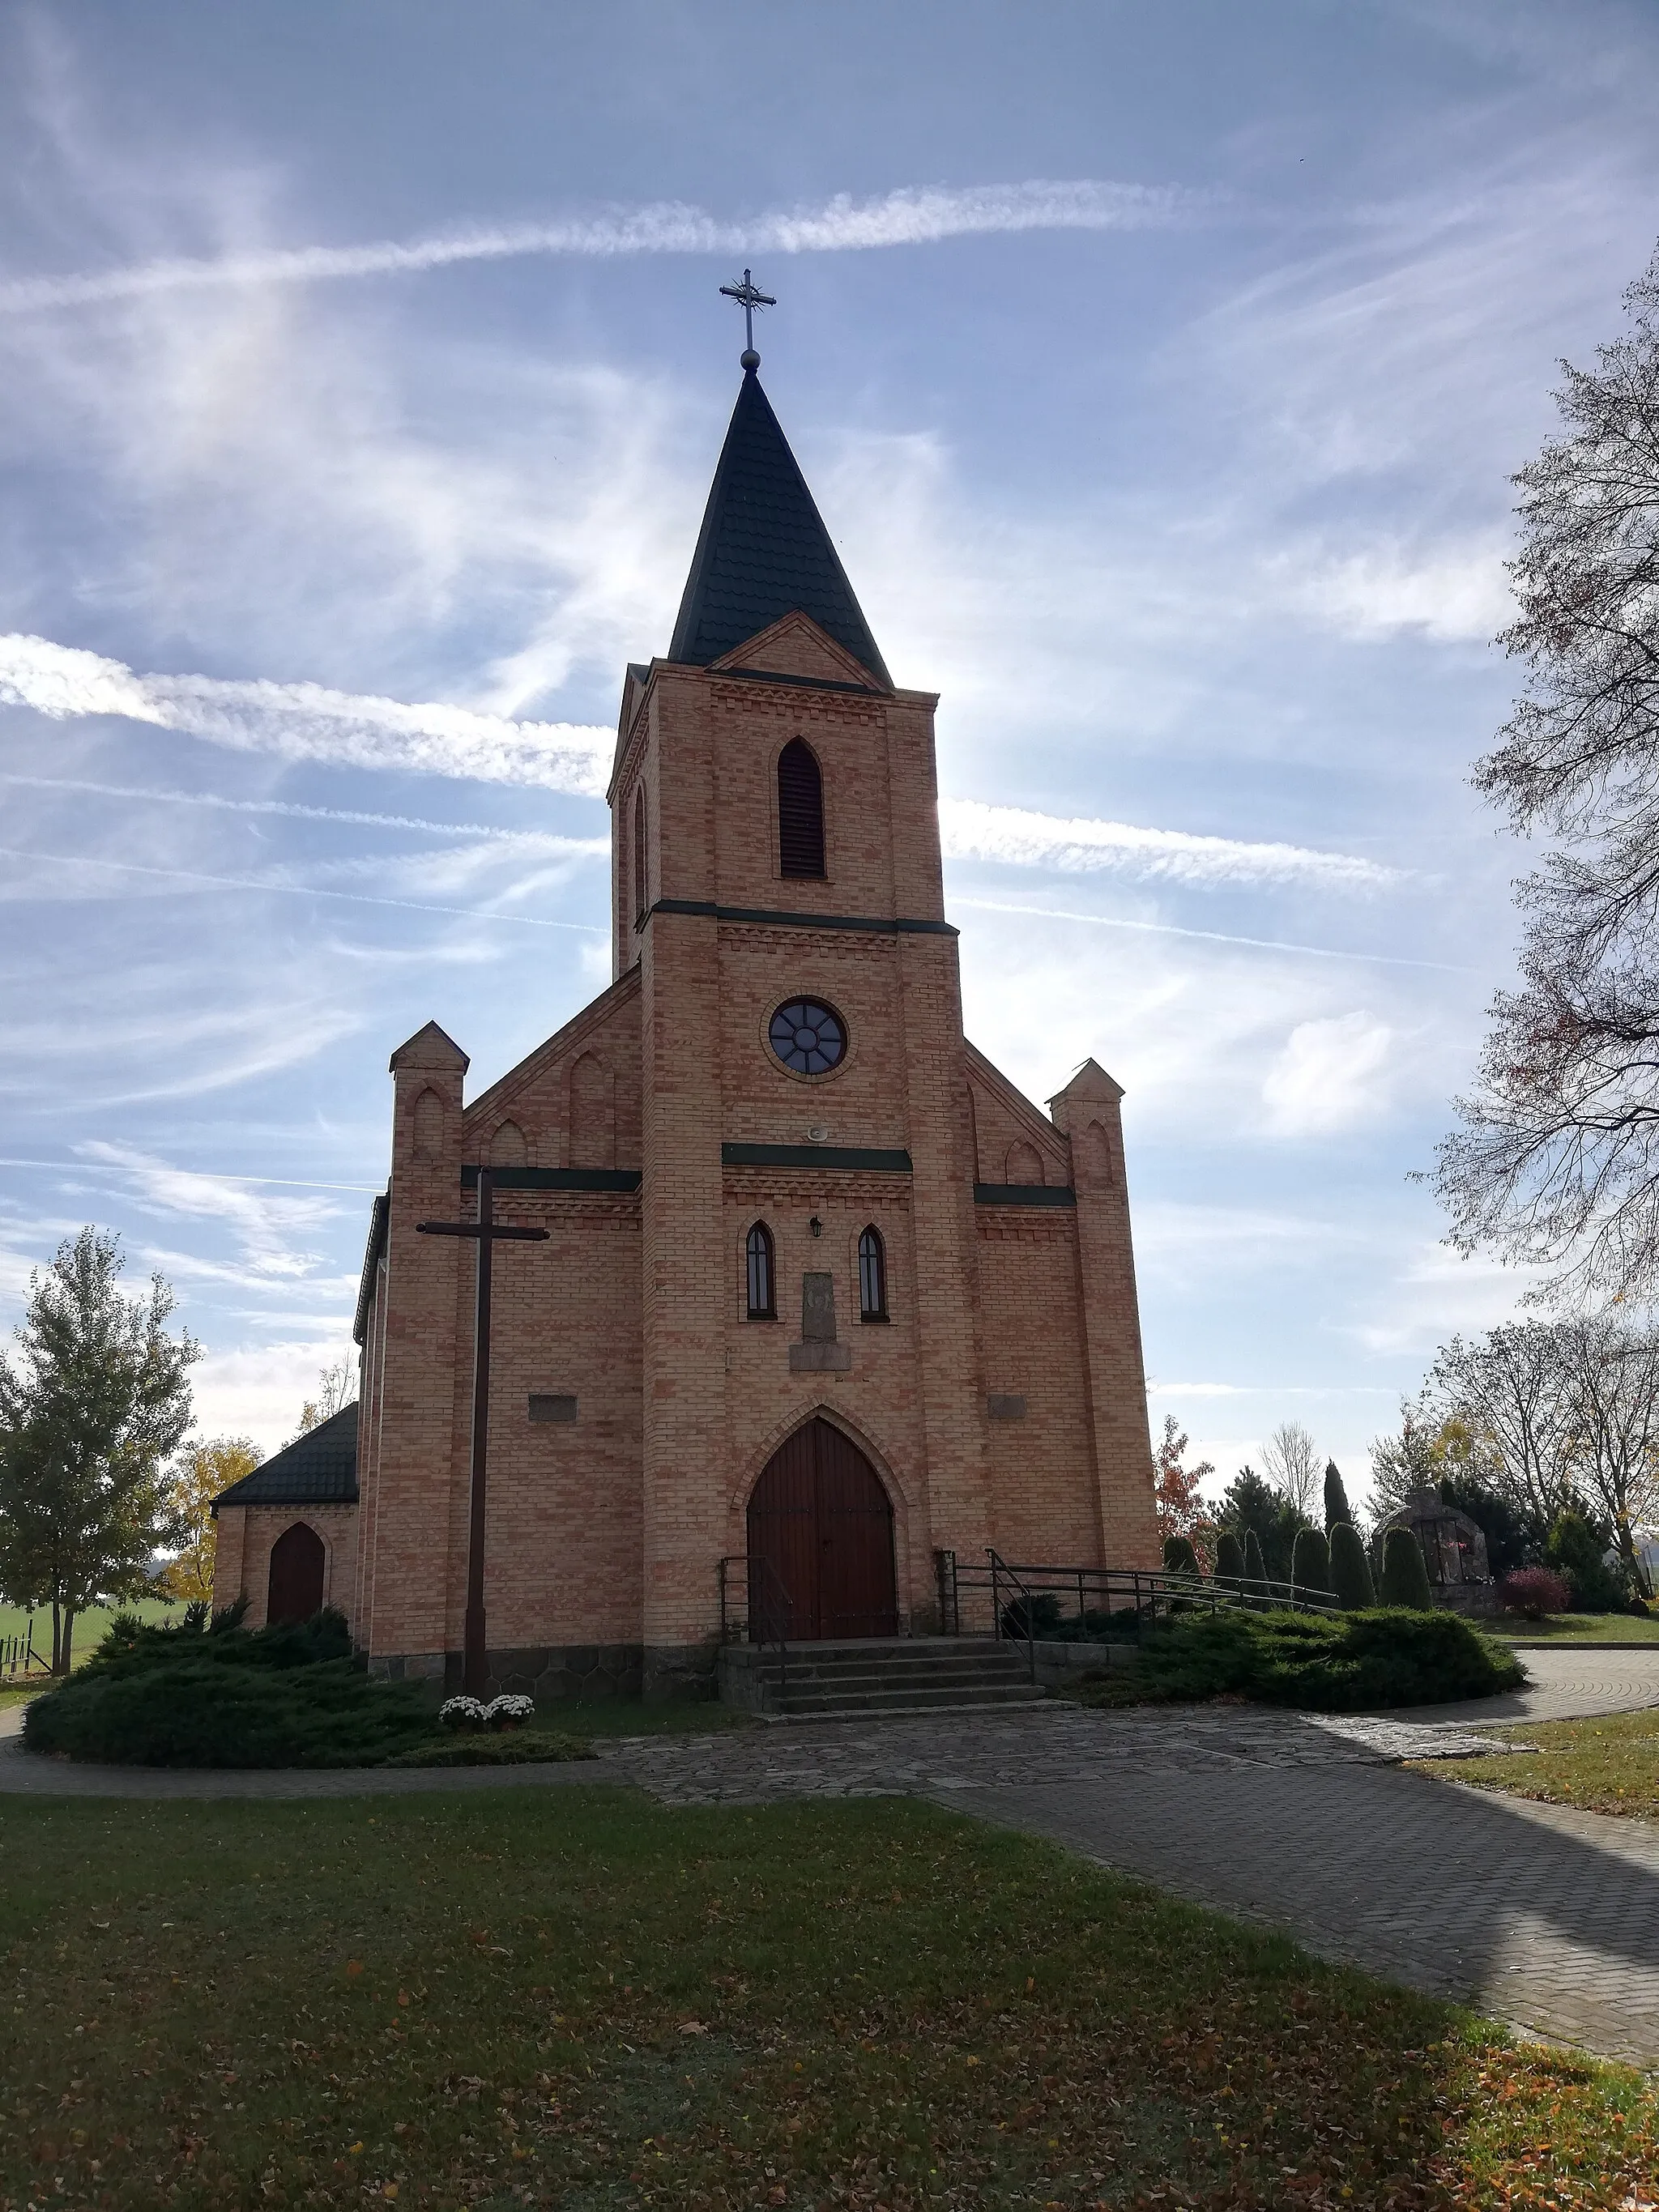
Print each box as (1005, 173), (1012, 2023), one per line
(719, 267), (775, 371)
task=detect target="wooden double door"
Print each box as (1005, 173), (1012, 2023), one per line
(747, 1417), (898, 1642)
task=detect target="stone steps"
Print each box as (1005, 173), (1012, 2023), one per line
(719, 1635), (1047, 1719)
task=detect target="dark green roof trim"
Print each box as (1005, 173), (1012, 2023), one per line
(710, 666), (882, 697)
(648, 897), (956, 939)
(723, 1143), (913, 1173)
(212, 1403), (359, 1515)
(352, 1191), (390, 1347)
(975, 1183), (1077, 1208)
(667, 370), (891, 684)
(460, 1166), (642, 1193)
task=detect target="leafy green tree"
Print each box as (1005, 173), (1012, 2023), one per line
(0, 1229), (198, 1672)
(1545, 1507), (1629, 1613)
(1329, 1523), (1376, 1610)
(1290, 1526), (1332, 1602)
(1379, 1528), (1435, 1610)
(1213, 1530), (1246, 1588)
(1323, 1461), (1355, 1535)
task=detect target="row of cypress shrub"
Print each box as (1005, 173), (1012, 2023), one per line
(1162, 1519), (1436, 1612)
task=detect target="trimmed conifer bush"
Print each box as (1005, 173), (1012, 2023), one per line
(1162, 1533), (1201, 1578)
(1290, 1525), (1332, 1603)
(1214, 1530), (1247, 1587)
(1378, 1527), (1434, 1610)
(1243, 1527), (1271, 1605)
(1323, 1460), (1355, 1534)
(1328, 1522), (1375, 1610)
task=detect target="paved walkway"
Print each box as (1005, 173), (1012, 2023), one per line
(4, 1650), (1657, 2065)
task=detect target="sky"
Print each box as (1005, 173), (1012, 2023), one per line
(1, 2), (1656, 1498)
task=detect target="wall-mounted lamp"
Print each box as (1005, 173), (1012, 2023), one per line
(808, 1216), (823, 1238)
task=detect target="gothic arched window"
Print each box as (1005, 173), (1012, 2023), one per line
(858, 1225), (888, 1322)
(633, 786), (648, 927)
(745, 1221), (776, 1320)
(777, 738), (825, 878)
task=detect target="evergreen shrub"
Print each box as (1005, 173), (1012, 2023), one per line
(1378, 1528), (1435, 1610)
(1119, 1607), (1523, 1711)
(1329, 1523), (1375, 1610)
(1243, 1526), (1269, 1588)
(23, 1607), (437, 1768)
(1214, 1530), (1247, 1588)
(1323, 1461), (1355, 1535)
(1162, 1534), (1201, 1578)
(1290, 1526), (1333, 1602)
(1546, 1510), (1629, 1614)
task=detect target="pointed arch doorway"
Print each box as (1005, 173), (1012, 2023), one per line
(747, 1417), (898, 1642)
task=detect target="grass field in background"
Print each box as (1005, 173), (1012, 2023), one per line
(1487, 1611), (1659, 1645)
(0, 1592), (181, 1666)
(2, 1788), (1657, 2210)
(1422, 1708), (1659, 1820)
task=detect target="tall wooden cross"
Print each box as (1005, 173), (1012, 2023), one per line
(417, 1166), (549, 1695)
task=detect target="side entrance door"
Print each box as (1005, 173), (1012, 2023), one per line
(267, 1521), (326, 1623)
(747, 1417), (898, 1641)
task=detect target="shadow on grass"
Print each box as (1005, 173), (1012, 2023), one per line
(0, 1788), (1655, 2209)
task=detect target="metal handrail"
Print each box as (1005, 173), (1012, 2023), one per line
(717, 1554), (795, 1705)
(986, 1548), (1041, 1681)
(942, 1555), (1342, 1644)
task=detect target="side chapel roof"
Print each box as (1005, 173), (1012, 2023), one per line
(667, 368), (891, 686)
(211, 1403), (359, 1515)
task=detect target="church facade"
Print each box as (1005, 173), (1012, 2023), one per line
(212, 356), (1160, 1695)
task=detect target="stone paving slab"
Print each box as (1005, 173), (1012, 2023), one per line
(946, 1769), (1659, 2070)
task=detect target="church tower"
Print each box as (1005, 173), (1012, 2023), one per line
(215, 318), (1161, 1696)
(610, 356), (999, 1687)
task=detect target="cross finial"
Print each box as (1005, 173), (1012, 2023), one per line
(719, 267), (775, 373)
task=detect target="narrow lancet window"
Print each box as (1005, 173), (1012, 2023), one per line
(633, 787), (648, 927)
(777, 739), (825, 878)
(745, 1221), (776, 1319)
(858, 1225), (888, 1322)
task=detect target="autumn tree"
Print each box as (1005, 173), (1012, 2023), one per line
(1152, 1415), (1215, 1558)
(0, 1229), (197, 1672)
(159, 1437), (260, 1605)
(1434, 241), (1659, 1301)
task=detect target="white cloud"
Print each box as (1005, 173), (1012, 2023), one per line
(1271, 536), (1513, 643)
(190, 1336), (356, 1460)
(0, 634), (612, 794)
(78, 1140), (339, 1281)
(0, 179), (1213, 314)
(1261, 1012), (1394, 1136)
(940, 798), (1397, 889)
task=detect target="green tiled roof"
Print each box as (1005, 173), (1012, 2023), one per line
(211, 1404), (359, 1514)
(667, 369), (890, 684)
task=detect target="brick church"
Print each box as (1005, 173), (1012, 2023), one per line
(212, 335), (1160, 1695)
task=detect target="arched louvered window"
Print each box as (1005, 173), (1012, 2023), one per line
(858, 1225), (888, 1322)
(777, 739), (825, 878)
(633, 787), (648, 927)
(745, 1221), (776, 1320)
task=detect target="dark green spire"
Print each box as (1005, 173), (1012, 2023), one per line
(667, 369), (890, 685)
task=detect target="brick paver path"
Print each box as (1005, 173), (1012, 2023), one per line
(4, 1649), (1657, 2064)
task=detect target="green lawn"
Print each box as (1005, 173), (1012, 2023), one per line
(0, 1592), (181, 1671)
(1486, 1611), (1659, 1646)
(1422, 1707), (1659, 1820)
(2, 1791), (1656, 2210)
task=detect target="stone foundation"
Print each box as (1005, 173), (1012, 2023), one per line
(642, 1641), (721, 1703)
